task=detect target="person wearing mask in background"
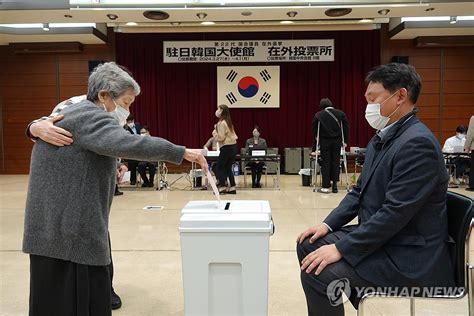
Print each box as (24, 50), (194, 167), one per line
(297, 63), (454, 316)
(123, 114), (141, 185)
(137, 126), (158, 188)
(465, 116), (474, 191)
(23, 62), (208, 315)
(245, 125), (267, 188)
(443, 125), (469, 185)
(312, 98), (349, 194)
(214, 104), (238, 195)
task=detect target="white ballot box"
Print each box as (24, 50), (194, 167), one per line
(179, 200), (273, 316)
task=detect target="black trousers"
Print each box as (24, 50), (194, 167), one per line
(296, 227), (376, 316)
(247, 161), (265, 184)
(320, 138), (342, 188)
(108, 234), (115, 294)
(470, 150), (474, 189)
(29, 255), (111, 316)
(216, 144), (237, 187)
(138, 161), (157, 185)
(127, 160), (138, 183)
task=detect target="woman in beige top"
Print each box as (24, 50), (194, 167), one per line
(213, 104), (238, 194)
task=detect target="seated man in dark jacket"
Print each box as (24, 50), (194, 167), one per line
(297, 63), (454, 316)
(137, 126), (158, 187)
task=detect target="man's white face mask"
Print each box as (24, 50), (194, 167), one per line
(456, 133), (466, 140)
(365, 90), (401, 130)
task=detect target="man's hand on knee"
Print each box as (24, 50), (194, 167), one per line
(296, 223), (329, 245)
(300, 244), (342, 275)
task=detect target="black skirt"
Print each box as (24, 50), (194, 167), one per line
(29, 254), (111, 316)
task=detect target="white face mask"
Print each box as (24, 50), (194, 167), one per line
(456, 133), (466, 140)
(215, 109), (222, 118)
(111, 99), (130, 126)
(365, 90), (401, 130)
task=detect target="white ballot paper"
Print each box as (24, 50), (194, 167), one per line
(206, 172), (221, 206)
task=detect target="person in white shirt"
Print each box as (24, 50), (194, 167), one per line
(442, 125), (466, 152)
(443, 125), (468, 184)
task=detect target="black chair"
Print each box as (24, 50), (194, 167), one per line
(358, 191), (474, 316)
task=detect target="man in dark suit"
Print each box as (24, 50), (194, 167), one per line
(123, 114), (141, 185)
(312, 98), (349, 193)
(297, 63), (454, 316)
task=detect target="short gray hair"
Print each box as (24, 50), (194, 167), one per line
(87, 62), (141, 101)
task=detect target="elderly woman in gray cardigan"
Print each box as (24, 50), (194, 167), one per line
(23, 62), (207, 316)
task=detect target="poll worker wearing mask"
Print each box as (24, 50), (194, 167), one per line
(213, 104), (238, 194)
(245, 125), (267, 188)
(123, 114), (142, 185)
(312, 98), (349, 193)
(296, 63), (454, 316)
(443, 125), (469, 185)
(23, 62), (208, 316)
(137, 126), (158, 188)
(465, 115), (474, 191)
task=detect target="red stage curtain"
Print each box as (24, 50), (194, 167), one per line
(116, 30), (380, 151)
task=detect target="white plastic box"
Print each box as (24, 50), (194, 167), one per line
(179, 200), (273, 316)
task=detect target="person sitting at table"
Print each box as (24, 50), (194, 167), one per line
(137, 126), (158, 187)
(245, 125), (267, 188)
(443, 125), (469, 184)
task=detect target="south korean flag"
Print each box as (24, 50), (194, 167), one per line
(217, 66), (280, 108)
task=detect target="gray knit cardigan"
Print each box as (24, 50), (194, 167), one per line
(23, 100), (185, 266)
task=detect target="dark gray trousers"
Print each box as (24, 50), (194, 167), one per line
(296, 226), (376, 316)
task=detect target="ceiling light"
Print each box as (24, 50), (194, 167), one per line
(458, 16), (474, 20)
(402, 16), (449, 22)
(143, 11), (170, 20)
(106, 14), (118, 20)
(126, 22), (138, 26)
(359, 19), (372, 23)
(50, 23), (96, 27)
(170, 22), (181, 26)
(325, 8), (352, 17)
(196, 12), (207, 19)
(280, 21), (294, 24)
(0, 23), (95, 28)
(201, 21), (215, 25)
(42, 23), (50, 31)
(287, 11), (297, 18)
(377, 9), (390, 16)
(64, 14), (73, 18)
(241, 11), (252, 16)
(450, 16), (457, 24)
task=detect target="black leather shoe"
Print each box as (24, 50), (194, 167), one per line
(256, 183), (262, 188)
(130, 181), (136, 186)
(114, 190), (124, 196)
(332, 186), (338, 193)
(111, 290), (122, 310)
(252, 183), (256, 188)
